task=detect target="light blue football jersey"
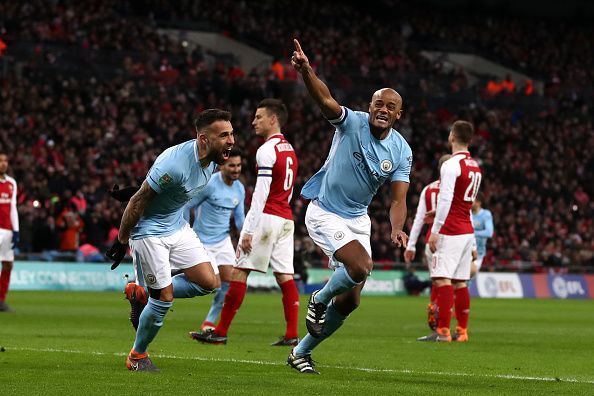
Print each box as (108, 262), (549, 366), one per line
(472, 208), (494, 258)
(131, 140), (216, 239)
(185, 172), (245, 245)
(301, 107), (412, 218)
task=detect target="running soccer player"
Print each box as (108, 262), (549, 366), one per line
(185, 149), (245, 332)
(471, 192), (493, 277)
(0, 153), (19, 313)
(287, 39), (412, 374)
(194, 98), (301, 347)
(404, 154), (450, 330)
(105, 109), (235, 371)
(418, 120), (481, 343)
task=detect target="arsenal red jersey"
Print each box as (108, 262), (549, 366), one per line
(432, 152), (482, 236)
(422, 180), (440, 242)
(0, 175), (18, 231)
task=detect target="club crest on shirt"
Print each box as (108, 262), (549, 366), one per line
(158, 173), (172, 188)
(233, 198), (239, 206)
(146, 274), (157, 285)
(334, 231), (345, 240)
(380, 160), (393, 172)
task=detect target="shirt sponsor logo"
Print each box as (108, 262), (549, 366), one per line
(158, 173), (173, 188)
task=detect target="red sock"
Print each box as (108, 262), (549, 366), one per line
(430, 283), (438, 304)
(215, 281), (247, 337)
(0, 268), (11, 302)
(436, 284), (454, 329)
(454, 287), (470, 329)
(279, 279), (299, 339)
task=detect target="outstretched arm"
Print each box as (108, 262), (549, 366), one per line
(291, 39), (341, 120)
(118, 181), (157, 243)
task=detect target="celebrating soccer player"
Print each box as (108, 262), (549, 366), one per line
(106, 109), (235, 371)
(0, 153), (19, 313)
(417, 120), (481, 343)
(404, 154), (450, 330)
(194, 98), (301, 347)
(287, 39), (412, 374)
(185, 149), (245, 332)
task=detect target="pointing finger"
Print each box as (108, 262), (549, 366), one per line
(293, 38), (303, 54)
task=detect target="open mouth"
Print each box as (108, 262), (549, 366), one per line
(376, 114), (389, 124)
(222, 149), (231, 160)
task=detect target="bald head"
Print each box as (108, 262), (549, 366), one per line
(368, 88), (403, 133)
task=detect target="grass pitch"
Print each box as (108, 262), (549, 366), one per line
(1, 290), (593, 395)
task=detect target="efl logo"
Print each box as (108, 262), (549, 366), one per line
(551, 276), (586, 299)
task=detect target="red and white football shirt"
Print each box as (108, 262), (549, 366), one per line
(0, 175), (18, 232)
(243, 134), (298, 234)
(406, 179), (440, 250)
(431, 152), (482, 235)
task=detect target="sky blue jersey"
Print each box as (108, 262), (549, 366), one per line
(131, 140), (216, 239)
(472, 208), (494, 258)
(301, 106), (412, 219)
(185, 172), (245, 245)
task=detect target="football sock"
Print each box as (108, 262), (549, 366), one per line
(0, 268), (11, 302)
(315, 266), (359, 306)
(454, 286), (470, 329)
(133, 297), (172, 354)
(279, 279), (300, 339)
(293, 301), (347, 356)
(204, 281), (229, 325)
(436, 284), (454, 329)
(172, 274), (213, 298)
(430, 283), (438, 304)
(215, 281), (247, 336)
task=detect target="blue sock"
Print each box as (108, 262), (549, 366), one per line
(133, 297), (172, 354)
(172, 274), (213, 298)
(315, 266), (359, 305)
(204, 281), (229, 324)
(294, 302), (347, 356)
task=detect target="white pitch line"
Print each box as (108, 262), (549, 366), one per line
(7, 346), (594, 385)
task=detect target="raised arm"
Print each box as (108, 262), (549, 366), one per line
(291, 39), (342, 120)
(118, 181), (157, 243)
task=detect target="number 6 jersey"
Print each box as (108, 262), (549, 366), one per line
(431, 151), (482, 236)
(242, 134), (298, 234)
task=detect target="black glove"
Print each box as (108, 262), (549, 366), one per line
(105, 240), (128, 270)
(12, 231), (20, 249)
(109, 184), (140, 203)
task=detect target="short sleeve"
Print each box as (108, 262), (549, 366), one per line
(391, 143), (413, 183)
(327, 106), (358, 135)
(146, 157), (181, 194)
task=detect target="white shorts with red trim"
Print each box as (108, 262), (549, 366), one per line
(429, 233), (474, 280)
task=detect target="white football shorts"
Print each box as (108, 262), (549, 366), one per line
(429, 233), (475, 280)
(235, 213), (294, 274)
(305, 201), (372, 270)
(0, 229), (14, 262)
(130, 223), (215, 290)
(204, 236), (236, 267)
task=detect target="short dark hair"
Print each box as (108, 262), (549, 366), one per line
(451, 120), (474, 145)
(438, 154), (451, 170)
(228, 148), (242, 158)
(475, 192), (485, 204)
(257, 98), (288, 127)
(194, 109), (232, 133)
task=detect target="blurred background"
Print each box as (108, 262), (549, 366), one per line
(0, 0), (592, 275)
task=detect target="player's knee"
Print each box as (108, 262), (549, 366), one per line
(152, 287), (173, 302)
(199, 273), (219, 292)
(347, 257), (373, 283)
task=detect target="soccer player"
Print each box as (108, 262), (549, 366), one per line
(0, 153), (19, 313)
(287, 39), (412, 374)
(105, 109), (235, 371)
(471, 192), (494, 277)
(194, 98), (301, 347)
(418, 120), (481, 343)
(185, 149), (245, 332)
(404, 154), (450, 330)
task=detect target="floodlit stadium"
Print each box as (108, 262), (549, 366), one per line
(0, 0), (592, 393)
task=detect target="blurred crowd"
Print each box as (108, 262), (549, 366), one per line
(0, 1), (591, 270)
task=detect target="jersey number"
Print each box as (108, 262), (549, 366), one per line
(464, 171), (482, 202)
(283, 157), (294, 191)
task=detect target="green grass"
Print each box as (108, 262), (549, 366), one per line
(0, 291), (593, 395)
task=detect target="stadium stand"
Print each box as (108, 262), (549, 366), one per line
(0, 1), (591, 271)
